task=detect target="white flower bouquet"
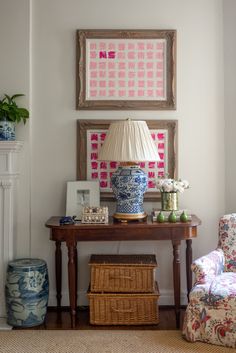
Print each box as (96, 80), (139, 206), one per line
(156, 176), (190, 193)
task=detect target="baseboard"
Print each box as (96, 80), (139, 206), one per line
(0, 318), (12, 330)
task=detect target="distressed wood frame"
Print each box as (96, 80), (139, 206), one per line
(76, 29), (176, 110)
(77, 119), (178, 201)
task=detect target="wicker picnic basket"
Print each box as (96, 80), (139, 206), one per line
(88, 282), (159, 325)
(89, 254), (157, 293)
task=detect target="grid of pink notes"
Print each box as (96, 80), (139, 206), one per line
(87, 130), (166, 192)
(87, 39), (166, 100)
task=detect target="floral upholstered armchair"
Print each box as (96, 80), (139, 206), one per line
(182, 214), (236, 348)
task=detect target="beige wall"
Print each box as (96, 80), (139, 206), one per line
(0, 0), (225, 305)
(224, 0), (236, 213)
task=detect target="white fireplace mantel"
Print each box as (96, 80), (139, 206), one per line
(0, 141), (23, 329)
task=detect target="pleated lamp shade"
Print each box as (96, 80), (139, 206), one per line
(98, 119), (160, 162)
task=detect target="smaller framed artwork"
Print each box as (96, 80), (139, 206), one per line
(76, 29), (176, 110)
(66, 181), (100, 220)
(77, 119), (178, 201)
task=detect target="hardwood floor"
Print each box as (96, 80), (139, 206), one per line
(20, 306), (185, 330)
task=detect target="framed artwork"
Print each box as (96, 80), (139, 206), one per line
(66, 181), (100, 219)
(77, 119), (178, 201)
(76, 29), (176, 110)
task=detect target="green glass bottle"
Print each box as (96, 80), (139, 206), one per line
(168, 211), (177, 223)
(157, 211), (165, 223)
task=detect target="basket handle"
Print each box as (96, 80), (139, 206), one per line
(111, 307), (134, 313)
(109, 275), (133, 280)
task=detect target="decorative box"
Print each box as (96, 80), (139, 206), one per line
(88, 282), (159, 325)
(89, 254), (157, 293)
(81, 206), (108, 224)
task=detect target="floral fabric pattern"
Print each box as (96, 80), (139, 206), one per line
(182, 214), (236, 348)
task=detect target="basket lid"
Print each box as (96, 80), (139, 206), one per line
(89, 254), (157, 266)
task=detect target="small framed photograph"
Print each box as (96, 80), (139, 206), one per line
(66, 181), (100, 220)
(76, 29), (176, 110)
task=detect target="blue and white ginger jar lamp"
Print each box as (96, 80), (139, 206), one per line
(98, 119), (160, 221)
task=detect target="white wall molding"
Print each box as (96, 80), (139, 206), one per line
(0, 141), (23, 328)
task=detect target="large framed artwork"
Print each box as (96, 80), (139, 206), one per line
(76, 29), (176, 110)
(77, 119), (178, 201)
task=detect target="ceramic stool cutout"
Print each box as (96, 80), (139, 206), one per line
(5, 258), (49, 327)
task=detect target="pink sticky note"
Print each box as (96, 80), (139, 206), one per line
(128, 90), (135, 97)
(118, 71), (125, 78)
(90, 43), (97, 50)
(148, 180), (155, 188)
(117, 52), (125, 59)
(109, 71), (116, 78)
(91, 134), (98, 141)
(90, 51), (97, 59)
(100, 172), (108, 180)
(138, 52), (145, 60)
(110, 161), (117, 168)
(148, 172), (155, 178)
(128, 80), (135, 87)
(99, 42), (106, 50)
(147, 80), (154, 87)
(119, 90), (126, 97)
(90, 62), (97, 69)
(147, 51), (154, 59)
(138, 90), (144, 97)
(158, 162), (164, 168)
(91, 152), (98, 160)
(90, 71), (97, 78)
(118, 80), (125, 87)
(138, 42), (145, 50)
(157, 133), (164, 140)
(138, 81), (145, 88)
(100, 162), (107, 169)
(91, 143), (98, 150)
(100, 133), (106, 141)
(118, 43), (125, 50)
(99, 81), (106, 88)
(91, 162), (98, 169)
(90, 90), (97, 97)
(90, 80), (97, 88)
(91, 172), (98, 179)
(109, 90), (115, 97)
(148, 162), (155, 168)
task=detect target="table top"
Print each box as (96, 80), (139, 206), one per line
(46, 215), (201, 242)
(46, 215), (201, 229)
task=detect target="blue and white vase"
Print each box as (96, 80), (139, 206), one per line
(0, 118), (15, 141)
(111, 165), (147, 220)
(5, 258), (49, 327)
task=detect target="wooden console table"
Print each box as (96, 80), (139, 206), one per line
(46, 215), (201, 328)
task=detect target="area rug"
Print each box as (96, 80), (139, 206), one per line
(0, 330), (233, 353)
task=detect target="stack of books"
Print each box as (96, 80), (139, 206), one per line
(152, 209), (192, 222)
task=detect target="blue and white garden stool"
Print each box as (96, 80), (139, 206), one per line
(5, 258), (49, 327)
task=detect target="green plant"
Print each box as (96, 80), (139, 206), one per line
(0, 94), (29, 124)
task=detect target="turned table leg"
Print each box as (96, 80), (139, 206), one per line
(186, 239), (193, 301)
(172, 239), (181, 329)
(55, 241), (62, 309)
(67, 240), (78, 328)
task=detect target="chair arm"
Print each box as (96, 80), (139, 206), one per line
(191, 249), (225, 285)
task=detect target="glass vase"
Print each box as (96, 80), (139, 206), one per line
(161, 192), (178, 211)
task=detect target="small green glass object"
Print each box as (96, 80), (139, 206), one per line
(157, 211), (165, 223)
(168, 211), (177, 223)
(180, 210), (188, 222)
